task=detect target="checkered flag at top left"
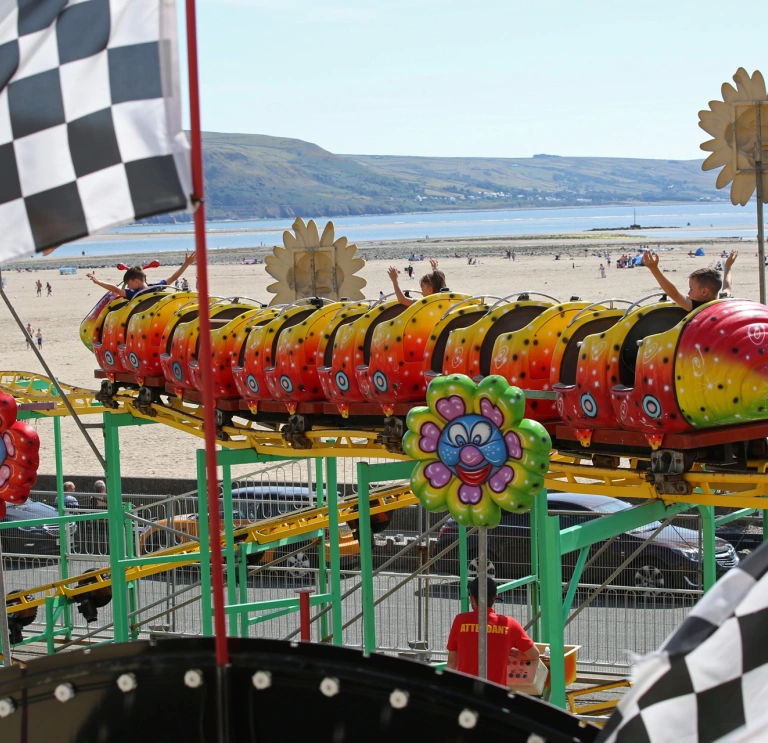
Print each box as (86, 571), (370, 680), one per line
(0, 0), (192, 263)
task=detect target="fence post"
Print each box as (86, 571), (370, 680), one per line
(44, 595), (56, 655)
(539, 511), (566, 709)
(699, 506), (716, 592)
(103, 413), (129, 642)
(196, 448), (212, 636)
(325, 458), (343, 645)
(356, 461), (376, 655)
(296, 588), (314, 641)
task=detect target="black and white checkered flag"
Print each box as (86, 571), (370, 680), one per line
(598, 542), (768, 743)
(0, 0), (191, 263)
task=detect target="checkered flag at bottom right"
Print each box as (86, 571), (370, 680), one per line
(597, 542), (768, 743)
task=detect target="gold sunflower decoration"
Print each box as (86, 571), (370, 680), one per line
(699, 67), (768, 205)
(264, 218), (367, 305)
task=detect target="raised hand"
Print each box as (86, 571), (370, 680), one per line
(642, 249), (659, 270)
(387, 266), (399, 282)
(429, 258), (439, 271)
(725, 249), (738, 268)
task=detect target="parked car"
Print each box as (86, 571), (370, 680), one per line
(0, 498), (77, 556)
(140, 486), (389, 578)
(433, 492), (739, 590)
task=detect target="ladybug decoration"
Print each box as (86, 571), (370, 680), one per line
(0, 393), (40, 519)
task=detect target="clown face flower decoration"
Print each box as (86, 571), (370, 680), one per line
(403, 374), (551, 527)
(0, 392), (40, 519)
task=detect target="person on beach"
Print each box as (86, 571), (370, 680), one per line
(446, 577), (539, 686)
(599, 264), (606, 279)
(387, 258), (447, 307)
(35, 279), (42, 297)
(25, 322), (33, 350)
(643, 249), (737, 311)
(36, 328), (43, 349)
(86, 253), (195, 299)
(46, 282), (52, 297)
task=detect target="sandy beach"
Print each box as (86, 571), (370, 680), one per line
(1, 234), (759, 483)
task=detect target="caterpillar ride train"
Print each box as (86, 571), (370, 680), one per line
(81, 285), (768, 492)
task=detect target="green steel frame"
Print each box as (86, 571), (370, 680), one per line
(3, 409), (732, 710)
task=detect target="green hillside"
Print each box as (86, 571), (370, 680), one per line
(159, 132), (722, 222)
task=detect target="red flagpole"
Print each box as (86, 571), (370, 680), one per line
(185, 0), (229, 668)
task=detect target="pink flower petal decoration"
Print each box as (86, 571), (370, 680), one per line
(505, 431), (522, 459)
(424, 461), (452, 488)
(458, 484), (482, 504)
(479, 397), (504, 427)
(419, 422), (441, 453)
(489, 465), (514, 493)
(435, 395), (466, 421)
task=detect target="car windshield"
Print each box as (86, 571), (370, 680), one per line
(591, 499), (631, 514)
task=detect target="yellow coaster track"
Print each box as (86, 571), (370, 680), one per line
(6, 484), (417, 615)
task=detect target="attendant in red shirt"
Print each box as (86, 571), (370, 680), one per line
(446, 577), (539, 686)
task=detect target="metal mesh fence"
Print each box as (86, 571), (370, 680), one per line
(3, 474), (760, 677)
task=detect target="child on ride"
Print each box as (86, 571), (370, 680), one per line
(86, 253), (196, 299)
(642, 248), (737, 311)
(387, 258), (448, 306)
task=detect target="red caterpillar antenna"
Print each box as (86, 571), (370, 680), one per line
(115, 259), (160, 271)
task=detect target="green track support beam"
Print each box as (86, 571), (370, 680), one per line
(196, 448), (212, 636)
(539, 512), (566, 709)
(52, 416), (72, 639)
(315, 458), (329, 642)
(459, 525), (469, 613)
(238, 544), (249, 638)
(356, 462), (376, 655)
(103, 413), (129, 642)
(560, 499), (693, 555)
(699, 506), (716, 592)
(562, 547), (588, 623)
(764, 511), (768, 543)
(325, 458), (343, 645)
(530, 490), (546, 642)
(123, 504), (139, 639)
(222, 463), (237, 635)
(714, 508), (757, 527)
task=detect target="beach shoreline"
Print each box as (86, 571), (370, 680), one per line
(11, 233), (749, 271)
(2, 237), (755, 481)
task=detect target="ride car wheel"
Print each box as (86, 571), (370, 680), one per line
(632, 560), (667, 591)
(467, 555), (497, 581)
(285, 551), (314, 580)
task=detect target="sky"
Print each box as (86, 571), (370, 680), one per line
(182, 0), (767, 161)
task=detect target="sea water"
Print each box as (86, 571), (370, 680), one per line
(53, 202), (758, 258)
